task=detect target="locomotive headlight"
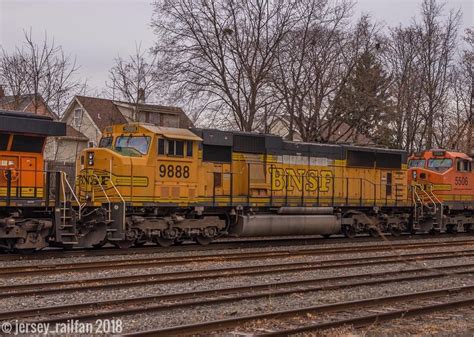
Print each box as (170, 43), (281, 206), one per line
(88, 152), (94, 166)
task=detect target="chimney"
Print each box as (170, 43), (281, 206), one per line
(137, 88), (145, 103)
(0, 85), (5, 99)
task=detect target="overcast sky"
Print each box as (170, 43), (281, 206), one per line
(1, 0), (472, 92)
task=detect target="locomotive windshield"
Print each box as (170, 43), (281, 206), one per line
(99, 136), (113, 149)
(408, 159), (425, 168)
(427, 158), (452, 172)
(115, 136), (151, 156)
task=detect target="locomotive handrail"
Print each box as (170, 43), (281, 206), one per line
(414, 183), (437, 214)
(61, 171), (82, 220)
(91, 173), (112, 221)
(59, 171), (67, 228)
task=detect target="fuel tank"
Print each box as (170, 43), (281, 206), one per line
(230, 214), (341, 237)
(277, 207), (334, 215)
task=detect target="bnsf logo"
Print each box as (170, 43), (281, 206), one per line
(78, 174), (110, 186)
(271, 168), (333, 192)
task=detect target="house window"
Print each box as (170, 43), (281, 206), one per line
(73, 108), (83, 128)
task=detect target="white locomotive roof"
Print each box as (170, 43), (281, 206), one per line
(140, 124), (202, 141)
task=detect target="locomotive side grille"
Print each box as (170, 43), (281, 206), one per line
(233, 135), (265, 154)
(376, 152), (402, 169)
(203, 145), (232, 163)
(347, 150), (375, 167)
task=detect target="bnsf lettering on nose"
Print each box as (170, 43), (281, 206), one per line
(81, 175), (110, 186)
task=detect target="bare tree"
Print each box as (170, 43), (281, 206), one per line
(385, 25), (424, 152)
(106, 43), (159, 110)
(152, 0), (300, 131)
(312, 15), (383, 143)
(416, 0), (460, 148)
(447, 28), (474, 153)
(271, 0), (354, 140)
(0, 30), (81, 116)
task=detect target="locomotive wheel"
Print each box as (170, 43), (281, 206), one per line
(368, 228), (379, 238)
(154, 237), (174, 247)
(133, 240), (147, 247)
(174, 238), (184, 245)
(464, 224), (472, 233)
(342, 226), (356, 239)
(133, 230), (148, 247)
(92, 238), (108, 249)
(429, 228), (440, 235)
(194, 235), (213, 246)
(390, 226), (402, 237)
(446, 225), (457, 234)
(113, 240), (134, 249)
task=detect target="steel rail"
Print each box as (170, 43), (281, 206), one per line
(1, 249), (474, 299)
(122, 285), (474, 336)
(2, 240), (474, 277)
(2, 264), (473, 323)
(259, 297), (474, 336)
(1, 235), (472, 262)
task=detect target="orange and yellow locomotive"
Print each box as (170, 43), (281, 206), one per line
(408, 150), (473, 233)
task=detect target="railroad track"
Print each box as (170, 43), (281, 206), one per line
(1, 248), (474, 298)
(0, 234), (471, 262)
(121, 285), (474, 336)
(0, 262), (472, 324)
(2, 238), (474, 277)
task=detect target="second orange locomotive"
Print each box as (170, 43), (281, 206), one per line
(409, 150), (474, 234)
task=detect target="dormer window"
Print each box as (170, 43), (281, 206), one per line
(73, 108), (83, 128)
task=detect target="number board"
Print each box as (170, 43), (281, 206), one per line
(159, 164), (190, 179)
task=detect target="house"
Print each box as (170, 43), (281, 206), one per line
(0, 85), (57, 119)
(44, 126), (89, 163)
(271, 117), (373, 145)
(0, 86), (89, 164)
(62, 95), (194, 147)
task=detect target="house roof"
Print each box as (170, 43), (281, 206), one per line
(319, 122), (374, 145)
(113, 100), (194, 129)
(69, 96), (193, 132)
(64, 125), (88, 140)
(0, 94), (58, 119)
(75, 96), (127, 131)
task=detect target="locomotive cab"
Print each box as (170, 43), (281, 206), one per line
(408, 150), (473, 200)
(77, 123), (202, 207)
(408, 149), (474, 233)
(0, 110), (65, 203)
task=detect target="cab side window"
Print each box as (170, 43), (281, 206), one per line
(158, 138), (165, 155)
(457, 159), (471, 172)
(186, 141), (193, 157)
(157, 138), (188, 157)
